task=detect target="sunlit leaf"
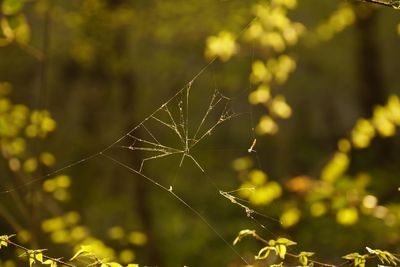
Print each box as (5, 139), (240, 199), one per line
(205, 31), (238, 61)
(342, 253), (367, 267)
(276, 244), (287, 259)
(2, 0), (24, 15)
(270, 95), (292, 119)
(276, 237), (297, 246)
(119, 249), (135, 264)
(336, 207), (358, 225)
(4, 15), (30, 44)
(23, 157), (38, 173)
(298, 251), (314, 266)
(321, 152), (349, 183)
(248, 181), (282, 205)
(248, 84), (271, 105)
(337, 138), (351, 153)
(233, 229), (255, 245)
(26, 249), (46, 267)
(366, 247), (400, 265)
(256, 115), (278, 135)
(0, 235), (14, 249)
(250, 60), (271, 84)
(255, 246), (273, 260)
(351, 119), (375, 149)
(106, 262), (123, 267)
(43, 259), (57, 267)
(35, 252), (43, 262)
(387, 95), (400, 126)
(40, 152), (56, 166)
(280, 208), (300, 228)
(372, 106), (395, 137)
(128, 232), (147, 246)
(70, 245), (93, 261)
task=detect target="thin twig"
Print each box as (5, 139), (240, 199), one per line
(18, 43), (44, 61)
(250, 231), (349, 267)
(356, 0), (400, 8)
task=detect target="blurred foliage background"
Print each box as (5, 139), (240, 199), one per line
(0, 0), (400, 266)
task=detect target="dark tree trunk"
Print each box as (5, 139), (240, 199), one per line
(353, 8), (395, 165)
(355, 9), (386, 116)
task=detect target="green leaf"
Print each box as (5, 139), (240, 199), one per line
(276, 244), (287, 259)
(276, 237), (297, 246)
(0, 238), (8, 249)
(70, 245), (93, 261)
(0, 15), (30, 44)
(366, 247), (399, 265)
(0, 240), (7, 248)
(298, 252), (314, 266)
(233, 229), (255, 245)
(26, 249), (47, 266)
(2, 0), (24, 15)
(43, 259), (57, 267)
(0, 234), (14, 249)
(342, 253), (367, 267)
(255, 246), (273, 260)
(29, 256), (34, 267)
(35, 252), (44, 262)
(299, 255), (308, 266)
(343, 253), (362, 260)
(126, 264), (139, 267)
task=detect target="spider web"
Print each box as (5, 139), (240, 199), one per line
(98, 72), (256, 265)
(0, 17), (283, 266)
(107, 81), (237, 177)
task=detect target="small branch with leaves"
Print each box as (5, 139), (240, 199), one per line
(0, 235), (139, 267)
(233, 229), (400, 267)
(1, 234), (74, 267)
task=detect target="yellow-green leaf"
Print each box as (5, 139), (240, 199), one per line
(233, 229), (255, 245)
(2, 0), (24, 15)
(0, 235), (15, 249)
(276, 244), (287, 259)
(35, 252), (43, 262)
(70, 245), (92, 261)
(276, 237), (297, 246)
(298, 252), (314, 266)
(321, 152), (349, 183)
(343, 253), (361, 260)
(43, 259), (57, 267)
(366, 247), (399, 265)
(1, 15), (30, 44)
(205, 31), (238, 61)
(255, 246), (273, 260)
(342, 253), (367, 267)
